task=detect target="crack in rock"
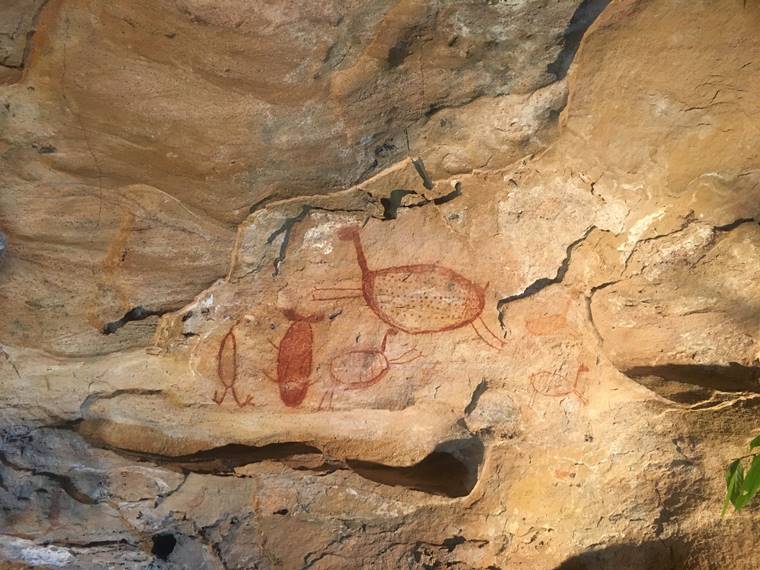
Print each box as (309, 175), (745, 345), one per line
(497, 226), (595, 329)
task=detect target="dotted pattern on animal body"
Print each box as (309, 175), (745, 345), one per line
(315, 226), (503, 349)
(366, 265), (485, 334)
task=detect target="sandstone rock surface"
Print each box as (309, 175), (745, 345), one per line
(1, 1), (760, 569)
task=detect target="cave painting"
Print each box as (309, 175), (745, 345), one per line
(213, 325), (253, 407)
(267, 310), (322, 407)
(524, 297), (574, 337)
(314, 226), (504, 349)
(529, 363), (589, 405)
(213, 310), (321, 408)
(319, 328), (422, 410)
(213, 226), (507, 410)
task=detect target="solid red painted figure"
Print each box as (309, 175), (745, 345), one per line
(213, 325), (253, 407)
(270, 309), (322, 407)
(313, 226), (504, 349)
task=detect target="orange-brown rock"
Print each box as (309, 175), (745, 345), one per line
(2, 1), (760, 569)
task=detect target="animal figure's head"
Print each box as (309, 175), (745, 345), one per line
(281, 308), (323, 323)
(336, 226), (361, 241)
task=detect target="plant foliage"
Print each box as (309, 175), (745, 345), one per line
(723, 434), (760, 514)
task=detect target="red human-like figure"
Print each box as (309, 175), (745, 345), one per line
(313, 226), (504, 349)
(214, 325), (253, 407)
(319, 328), (422, 410)
(267, 309), (322, 407)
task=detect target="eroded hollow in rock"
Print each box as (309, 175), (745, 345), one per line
(347, 437), (485, 498)
(151, 533), (177, 561)
(626, 363), (760, 404)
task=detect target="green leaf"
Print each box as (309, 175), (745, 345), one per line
(734, 454), (760, 510)
(723, 459), (744, 515)
(749, 434), (760, 450)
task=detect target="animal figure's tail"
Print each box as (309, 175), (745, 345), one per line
(337, 226), (369, 275)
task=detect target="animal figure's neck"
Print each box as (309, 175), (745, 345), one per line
(350, 232), (370, 275)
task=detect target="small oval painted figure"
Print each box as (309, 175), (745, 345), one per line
(271, 309), (322, 407)
(319, 329), (421, 410)
(330, 329), (420, 389)
(213, 324), (253, 407)
(530, 363), (589, 405)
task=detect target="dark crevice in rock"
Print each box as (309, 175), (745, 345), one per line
(388, 37), (412, 68)
(102, 306), (171, 335)
(381, 189), (417, 220)
(547, 0), (611, 80)
(498, 226), (595, 327)
(379, 183), (462, 222)
(0, 451), (97, 505)
(464, 379), (488, 416)
(95, 442), (327, 475)
(714, 217), (757, 231)
(554, 537), (685, 570)
(625, 363), (760, 401)
(266, 205), (312, 276)
(84, 435), (484, 498)
(152, 533), (177, 561)
(261, 202), (372, 277)
(80, 390), (164, 418)
(411, 157), (434, 190)
(347, 437), (484, 498)
(249, 194), (277, 214)
(432, 182), (462, 206)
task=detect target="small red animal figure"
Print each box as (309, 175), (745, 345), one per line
(319, 328), (422, 410)
(313, 226), (504, 349)
(529, 363), (589, 405)
(268, 309), (322, 407)
(213, 325), (253, 407)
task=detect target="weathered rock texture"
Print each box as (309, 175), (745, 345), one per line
(1, 1), (760, 569)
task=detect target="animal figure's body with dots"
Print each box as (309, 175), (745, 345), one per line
(314, 226), (504, 349)
(319, 328), (421, 409)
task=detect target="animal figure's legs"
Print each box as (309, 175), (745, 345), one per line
(213, 386), (230, 405)
(471, 317), (506, 350)
(571, 389), (588, 405)
(214, 371), (254, 407)
(317, 388), (335, 411)
(231, 386), (254, 407)
(571, 364), (589, 405)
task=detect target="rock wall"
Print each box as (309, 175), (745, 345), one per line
(1, 1), (759, 569)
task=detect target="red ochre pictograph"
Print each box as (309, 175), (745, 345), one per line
(313, 226), (504, 349)
(529, 363), (589, 405)
(319, 328), (422, 410)
(267, 309), (322, 407)
(213, 324), (253, 407)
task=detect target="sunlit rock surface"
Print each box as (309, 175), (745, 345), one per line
(1, 1), (760, 568)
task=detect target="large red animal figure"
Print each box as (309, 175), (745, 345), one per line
(314, 226), (504, 349)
